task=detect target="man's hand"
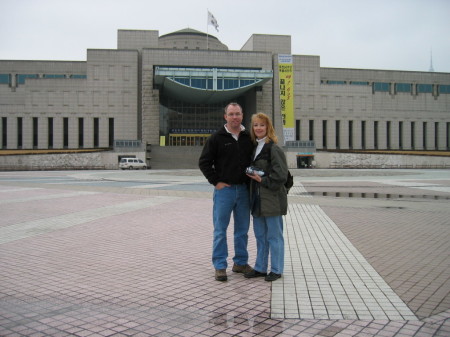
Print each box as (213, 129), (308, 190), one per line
(215, 182), (231, 190)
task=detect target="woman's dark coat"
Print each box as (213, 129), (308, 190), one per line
(249, 141), (288, 217)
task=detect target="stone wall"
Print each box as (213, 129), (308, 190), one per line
(285, 150), (450, 169)
(1, 149), (450, 171)
(0, 151), (146, 171)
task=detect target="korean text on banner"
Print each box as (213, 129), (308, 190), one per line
(278, 54), (295, 142)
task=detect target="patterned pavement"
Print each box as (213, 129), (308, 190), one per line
(0, 169), (449, 336)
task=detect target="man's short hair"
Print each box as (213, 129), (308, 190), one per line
(224, 102), (242, 114)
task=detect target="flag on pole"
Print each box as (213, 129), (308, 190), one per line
(208, 11), (219, 32)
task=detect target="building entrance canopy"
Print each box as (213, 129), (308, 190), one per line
(154, 67), (273, 104)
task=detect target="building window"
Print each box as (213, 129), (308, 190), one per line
(174, 77), (190, 86)
(0, 74), (11, 85)
(327, 80), (346, 85)
(165, 67), (263, 92)
(78, 118), (84, 148)
(411, 122), (415, 149)
(374, 121), (378, 149)
(386, 121), (391, 149)
(322, 120), (327, 149)
(109, 118), (114, 148)
(361, 121), (366, 149)
(2, 117), (7, 148)
(16, 74), (38, 85)
(223, 79), (239, 90)
(373, 82), (390, 93)
(17, 117), (23, 149)
(395, 83), (412, 93)
(48, 118), (53, 149)
(399, 122), (403, 149)
(423, 122), (427, 149)
(335, 120), (340, 149)
(435, 122), (439, 150)
(159, 97), (226, 143)
(439, 85), (450, 94)
(350, 81), (369, 86)
(417, 84), (433, 93)
(295, 120), (300, 141)
(33, 117), (38, 149)
(348, 121), (353, 149)
(94, 118), (99, 148)
(63, 118), (69, 148)
(447, 122), (450, 150)
(308, 120), (314, 141)
(43, 74), (65, 79)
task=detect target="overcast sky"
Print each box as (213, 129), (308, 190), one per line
(1, 0), (449, 73)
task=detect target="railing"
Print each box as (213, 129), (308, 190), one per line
(284, 140), (316, 150)
(114, 140), (142, 148)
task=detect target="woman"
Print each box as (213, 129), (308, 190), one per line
(244, 113), (288, 282)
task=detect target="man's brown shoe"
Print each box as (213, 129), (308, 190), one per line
(232, 263), (254, 274)
(215, 269), (227, 281)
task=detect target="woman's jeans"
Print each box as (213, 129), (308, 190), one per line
(252, 215), (284, 274)
(212, 184), (250, 270)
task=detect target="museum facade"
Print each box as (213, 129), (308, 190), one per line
(1, 28), (449, 168)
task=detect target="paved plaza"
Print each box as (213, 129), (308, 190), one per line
(0, 168), (449, 336)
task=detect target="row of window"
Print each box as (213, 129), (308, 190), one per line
(159, 97), (226, 135)
(3, 116), (449, 150)
(173, 77), (257, 90)
(0, 74), (87, 86)
(297, 120), (450, 150)
(135, 119), (450, 149)
(1, 117), (113, 149)
(322, 80), (450, 94)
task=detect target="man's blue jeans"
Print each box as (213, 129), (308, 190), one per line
(252, 215), (284, 275)
(212, 184), (250, 270)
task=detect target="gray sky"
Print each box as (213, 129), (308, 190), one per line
(1, 0), (449, 73)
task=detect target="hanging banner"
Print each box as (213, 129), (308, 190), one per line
(278, 54), (295, 142)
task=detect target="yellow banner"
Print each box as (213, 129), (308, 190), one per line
(278, 54), (295, 141)
(159, 136), (166, 146)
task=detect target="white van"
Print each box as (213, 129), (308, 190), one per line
(119, 158), (147, 170)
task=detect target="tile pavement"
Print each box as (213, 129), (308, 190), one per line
(273, 201), (416, 321)
(0, 169), (449, 336)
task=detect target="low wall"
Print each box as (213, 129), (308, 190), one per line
(0, 151), (146, 171)
(285, 151), (450, 169)
(1, 149), (450, 171)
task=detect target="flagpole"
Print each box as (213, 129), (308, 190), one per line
(206, 9), (209, 50)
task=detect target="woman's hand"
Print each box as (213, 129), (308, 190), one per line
(246, 173), (262, 183)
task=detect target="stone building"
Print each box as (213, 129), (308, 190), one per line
(0, 28), (449, 168)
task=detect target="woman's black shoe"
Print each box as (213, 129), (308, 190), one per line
(265, 272), (282, 281)
(244, 269), (267, 278)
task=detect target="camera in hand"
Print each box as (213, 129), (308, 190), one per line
(245, 166), (265, 176)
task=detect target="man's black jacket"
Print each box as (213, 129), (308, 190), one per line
(198, 126), (253, 186)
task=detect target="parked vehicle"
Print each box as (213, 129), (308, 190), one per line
(119, 158), (147, 170)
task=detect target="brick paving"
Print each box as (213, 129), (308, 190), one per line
(0, 169), (449, 336)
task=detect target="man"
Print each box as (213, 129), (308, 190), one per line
(199, 102), (254, 281)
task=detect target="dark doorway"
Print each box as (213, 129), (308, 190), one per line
(297, 156), (313, 169)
